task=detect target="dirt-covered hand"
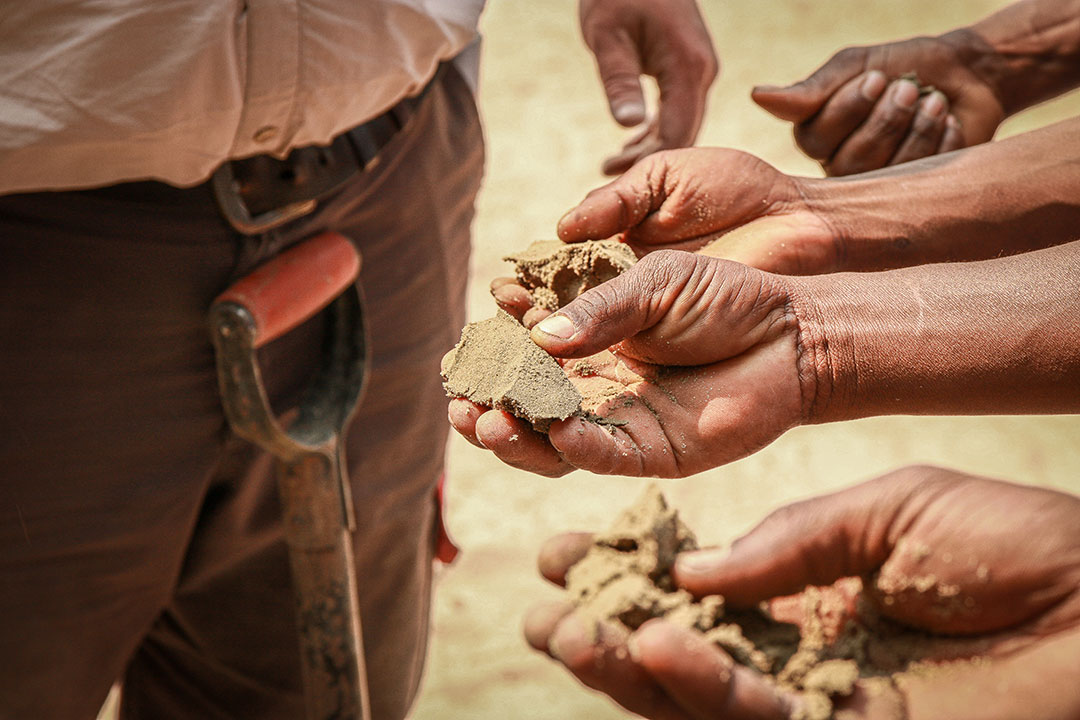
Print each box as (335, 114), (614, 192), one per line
(752, 31), (1005, 176)
(579, 0), (718, 175)
(557, 148), (841, 275)
(523, 531), (797, 720)
(450, 251), (807, 478)
(524, 466), (1080, 719)
(675, 465), (1080, 718)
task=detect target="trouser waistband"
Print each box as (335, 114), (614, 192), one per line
(212, 64), (448, 235)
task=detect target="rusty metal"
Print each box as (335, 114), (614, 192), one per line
(209, 242), (370, 720)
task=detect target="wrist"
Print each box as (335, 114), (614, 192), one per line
(779, 275), (856, 426)
(955, 0), (1080, 115)
(796, 175), (924, 273)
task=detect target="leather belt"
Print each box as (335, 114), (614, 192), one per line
(213, 67), (442, 235)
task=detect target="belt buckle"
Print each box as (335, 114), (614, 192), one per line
(211, 162), (317, 236)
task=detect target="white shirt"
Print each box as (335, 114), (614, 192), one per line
(0, 0), (485, 194)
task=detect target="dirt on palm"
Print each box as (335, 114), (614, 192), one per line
(566, 485), (988, 720)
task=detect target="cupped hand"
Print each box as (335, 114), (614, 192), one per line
(524, 466), (1080, 719)
(554, 148), (841, 275)
(753, 31), (1006, 176)
(451, 250), (808, 478)
(579, 0), (718, 175)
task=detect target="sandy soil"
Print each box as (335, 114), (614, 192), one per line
(95, 2), (1080, 719)
(411, 1), (1080, 719)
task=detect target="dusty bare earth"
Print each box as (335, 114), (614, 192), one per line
(412, 1), (1080, 719)
(96, 1), (1080, 719)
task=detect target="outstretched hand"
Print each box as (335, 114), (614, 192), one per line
(752, 31), (1005, 175)
(554, 148), (841, 275)
(451, 250), (807, 478)
(579, 0), (718, 175)
(524, 466), (1080, 719)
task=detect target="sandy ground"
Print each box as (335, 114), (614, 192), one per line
(411, 1), (1080, 719)
(96, 1), (1080, 719)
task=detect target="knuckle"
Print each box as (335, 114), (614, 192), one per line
(622, 254), (671, 302)
(685, 46), (719, 80)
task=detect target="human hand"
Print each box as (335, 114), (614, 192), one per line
(554, 147), (841, 275)
(579, 0), (718, 175)
(524, 465), (1080, 719)
(752, 31), (1005, 176)
(451, 250), (807, 478)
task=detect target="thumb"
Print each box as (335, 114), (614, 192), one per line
(557, 160), (664, 242)
(752, 47), (866, 123)
(672, 469), (925, 606)
(529, 250), (689, 359)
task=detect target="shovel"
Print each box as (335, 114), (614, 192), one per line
(208, 231), (371, 720)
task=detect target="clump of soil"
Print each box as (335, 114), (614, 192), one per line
(444, 239), (640, 431)
(566, 485), (977, 720)
(442, 310), (581, 431)
(504, 239), (637, 311)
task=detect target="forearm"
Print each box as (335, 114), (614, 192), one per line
(789, 240), (1080, 422)
(963, 0), (1080, 115)
(800, 116), (1080, 270)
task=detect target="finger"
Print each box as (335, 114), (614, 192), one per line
(447, 397), (486, 448)
(549, 614), (690, 720)
(752, 46), (867, 123)
(672, 468), (929, 605)
(634, 620), (793, 720)
(522, 305), (553, 329)
(548, 415), (652, 477)
(473, 409), (574, 477)
(654, 47), (716, 153)
(602, 132), (664, 177)
(537, 532), (595, 586)
(938, 114), (965, 154)
(826, 78), (921, 176)
(557, 164), (658, 243)
(889, 90), (948, 166)
(523, 600), (576, 655)
(790, 70), (888, 161)
(529, 251), (691, 358)
(589, 29), (647, 127)
(491, 277), (534, 320)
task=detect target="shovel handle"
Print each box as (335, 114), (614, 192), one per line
(215, 231), (360, 348)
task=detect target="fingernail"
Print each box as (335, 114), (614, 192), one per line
(859, 70), (887, 102)
(535, 314), (576, 340)
(921, 90), (946, 119)
(557, 208), (582, 236)
(675, 547), (730, 576)
(613, 100), (646, 126)
(946, 114), (962, 131)
(892, 79), (919, 109)
(753, 84), (785, 94)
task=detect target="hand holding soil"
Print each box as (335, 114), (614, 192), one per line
(751, 35), (993, 176)
(524, 465), (1080, 720)
(450, 250), (805, 478)
(751, 0), (1080, 177)
(552, 147), (842, 276)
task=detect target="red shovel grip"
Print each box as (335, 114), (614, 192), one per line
(214, 231), (361, 348)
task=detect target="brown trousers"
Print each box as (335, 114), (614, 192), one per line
(0, 67), (482, 720)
